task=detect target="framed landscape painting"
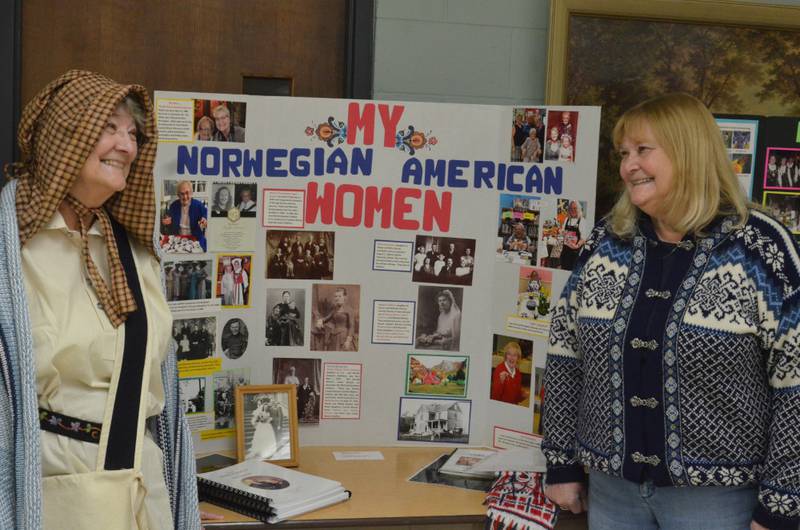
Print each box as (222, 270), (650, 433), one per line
(546, 0), (800, 218)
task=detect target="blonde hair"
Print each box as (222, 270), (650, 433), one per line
(212, 104), (230, 118)
(609, 93), (748, 239)
(196, 115), (213, 132)
(503, 341), (522, 359)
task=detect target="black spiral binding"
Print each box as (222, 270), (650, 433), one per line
(197, 477), (274, 523)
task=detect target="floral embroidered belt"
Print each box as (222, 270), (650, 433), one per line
(39, 408), (102, 444)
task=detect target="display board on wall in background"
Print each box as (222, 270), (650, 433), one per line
(737, 114), (800, 234)
(154, 93), (601, 456)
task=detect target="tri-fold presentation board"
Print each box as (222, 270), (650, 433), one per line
(153, 92), (601, 455)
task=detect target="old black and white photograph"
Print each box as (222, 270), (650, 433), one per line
(397, 397), (471, 444)
(179, 377), (207, 414)
(310, 284), (360, 352)
(272, 358), (322, 424)
(235, 385), (298, 466)
(412, 235), (476, 286)
(213, 368), (250, 430)
(221, 318), (249, 360)
(265, 230), (335, 280)
(235, 183), (258, 217)
(173, 317), (216, 361)
(266, 288), (305, 346)
(164, 260), (212, 302)
(414, 286), (463, 352)
(210, 183), (235, 218)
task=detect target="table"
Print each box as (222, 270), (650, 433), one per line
(201, 446), (488, 528)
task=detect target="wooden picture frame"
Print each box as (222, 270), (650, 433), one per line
(235, 384), (299, 467)
(545, 0), (800, 218)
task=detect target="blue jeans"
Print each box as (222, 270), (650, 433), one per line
(588, 470), (757, 530)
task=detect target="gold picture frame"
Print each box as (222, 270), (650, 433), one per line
(545, 0), (800, 217)
(235, 384), (299, 467)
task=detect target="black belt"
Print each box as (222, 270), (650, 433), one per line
(37, 216), (148, 470)
(39, 408), (102, 444)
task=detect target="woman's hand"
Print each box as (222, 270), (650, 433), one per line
(750, 521), (769, 530)
(201, 509), (224, 529)
(545, 482), (587, 514)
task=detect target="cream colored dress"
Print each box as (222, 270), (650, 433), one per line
(22, 211), (174, 529)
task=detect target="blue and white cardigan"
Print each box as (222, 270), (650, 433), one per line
(542, 211), (800, 530)
(0, 180), (201, 530)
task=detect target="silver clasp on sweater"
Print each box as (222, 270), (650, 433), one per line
(630, 338), (659, 350)
(631, 452), (661, 466)
(630, 396), (659, 408)
(645, 289), (671, 300)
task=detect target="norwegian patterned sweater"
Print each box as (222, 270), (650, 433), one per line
(542, 210), (800, 530)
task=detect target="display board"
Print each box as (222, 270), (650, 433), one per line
(153, 93), (601, 455)
(748, 115), (800, 233)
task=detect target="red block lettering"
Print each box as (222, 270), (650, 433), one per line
(422, 190), (451, 232)
(378, 104), (405, 148)
(393, 188), (420, 230)
(364, 186), (393, 229)
(346, 102), (375, 145)
(305, 182), (335, 225)
(334, 184), (364, 227)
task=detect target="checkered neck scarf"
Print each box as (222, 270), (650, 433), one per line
(5, 70), (158, 327)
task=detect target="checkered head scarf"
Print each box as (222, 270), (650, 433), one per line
(6, 70), (158, 327)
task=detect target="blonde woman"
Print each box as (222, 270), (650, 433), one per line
(543, 93), (800, 530)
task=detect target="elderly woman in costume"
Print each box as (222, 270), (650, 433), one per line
(543, 93), (800, 530)
(0, 71), (201, 529)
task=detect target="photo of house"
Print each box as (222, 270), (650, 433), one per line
(397, 397), (471, 444)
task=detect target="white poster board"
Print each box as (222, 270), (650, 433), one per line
(153, 93), (600, 455)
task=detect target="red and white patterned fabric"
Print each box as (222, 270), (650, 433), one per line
(484, 472), (558, 530)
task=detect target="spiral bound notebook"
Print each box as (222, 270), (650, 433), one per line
(198, 459), (350, 523)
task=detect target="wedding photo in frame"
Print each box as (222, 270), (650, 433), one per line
(545, 0), (800, 219)
(235, 384), (299, 467)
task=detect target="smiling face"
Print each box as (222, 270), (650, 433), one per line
(70, 105), (138, 207)
(618, 120), (675, 221)
(197, 117), (213, 140)
(504, 345), (520, 368)
(550, 127), (559, 141)
(177, 182), (193, 207)
(213, 108), (231, 135)
(217, 187), (231, 206)
(568, 201), (580, 218)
